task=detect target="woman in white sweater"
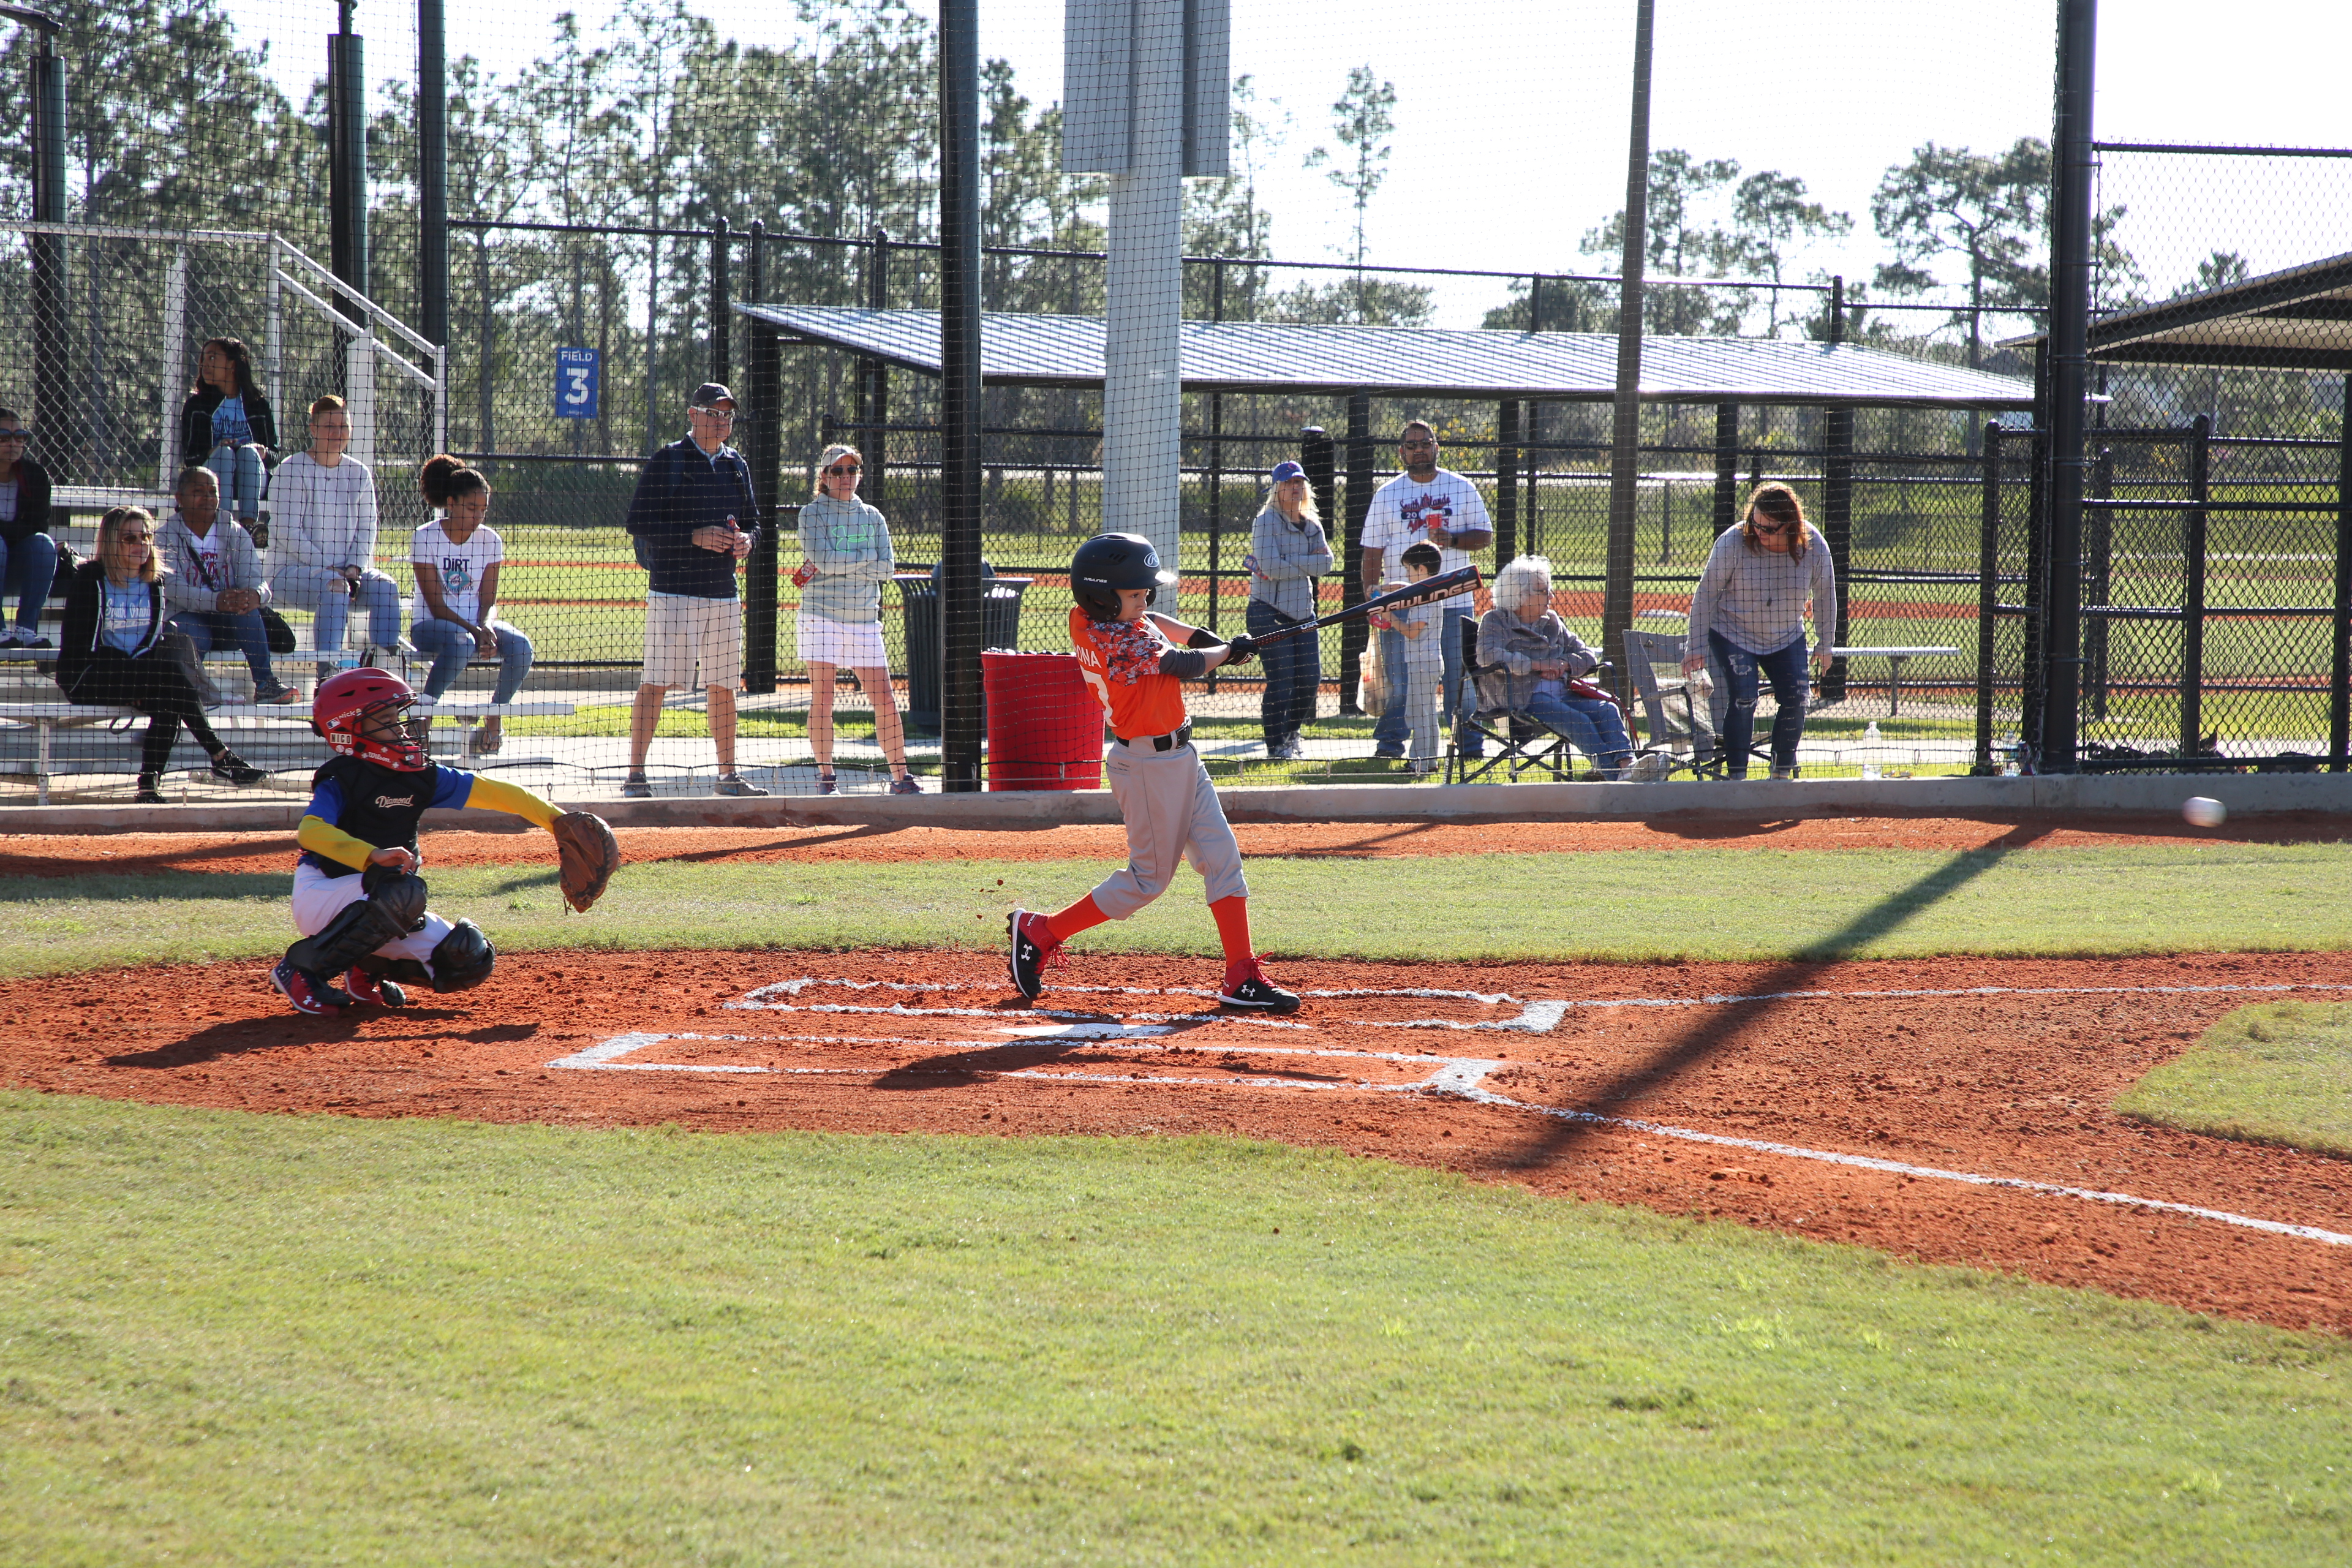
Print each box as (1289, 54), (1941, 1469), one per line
(1681, 482), (1839, 780)
(266, 393), (405, 675)
(794, 443), (919, 794)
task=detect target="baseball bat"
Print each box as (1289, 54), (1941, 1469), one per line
(1243, 565), (1483, 649)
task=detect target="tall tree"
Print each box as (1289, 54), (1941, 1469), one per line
(1732, 170), (1850, 337)
(1870, 138), (2049, 367)
(1303, 65), (1396, 323)
(1582, 149), (1749, 335)
(1183, 74), (1284, 320)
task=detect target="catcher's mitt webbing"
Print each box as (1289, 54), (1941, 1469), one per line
(550, 811), (620, 913)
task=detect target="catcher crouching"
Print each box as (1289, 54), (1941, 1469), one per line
(270, 667), (620, 1016)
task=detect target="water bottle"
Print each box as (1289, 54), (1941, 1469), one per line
(1860, 719), (1882, 780)
(1864, 720), (1880, 744)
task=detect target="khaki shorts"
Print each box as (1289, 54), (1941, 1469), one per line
(643, 592), (742, 689)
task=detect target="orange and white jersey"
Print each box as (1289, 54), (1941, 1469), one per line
(1069, 605), (1189, 741)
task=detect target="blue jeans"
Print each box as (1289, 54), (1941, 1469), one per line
(1708, 630), (1810, 775)
(166, 608), (279, 690)
(205, 442), (268, 521)
(1379, 606), (1476, 754)
(410, 617), (533, 702)
(271, 564), (405, 669)
(0, 531), (58, 635)
(1247, 598), (1320, 748)
(1523, 690), (1634, 778)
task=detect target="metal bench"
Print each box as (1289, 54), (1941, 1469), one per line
(1828, 645), (1962, 716)
(0, 699), (312, 805)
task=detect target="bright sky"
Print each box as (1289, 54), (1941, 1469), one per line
(253, 0), (2352, 328)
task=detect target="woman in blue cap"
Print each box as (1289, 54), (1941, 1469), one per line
(1244, 460), (1330, 760)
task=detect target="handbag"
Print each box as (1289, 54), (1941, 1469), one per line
(260, 605), (298, 655)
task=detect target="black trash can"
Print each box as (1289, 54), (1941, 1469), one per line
(896, 563), (1032, 733)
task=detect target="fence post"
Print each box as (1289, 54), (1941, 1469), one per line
(1712, 402), (1738, 535)
(2180, 413), (2211, 760)
(2087, 444), (2113, 720)
(1208, 259), (1225, 636)
(710, 215), (730, 386)
(1976, 421), (2002, 772)
(157, 247), (187, 495)
(1340, 391), (1374, 715)
(475, 235), (494, 454)
(2335, 375), (2352, 771)
(418, 0), (448, 354)
(743, 221), (780, 695)
(1820, 404), (1853, 704)
(937, 0), (986, 791)
(1494, 399), (1519, 566)
(27, 17), (69, 461)
(865, 227), (889, 520)
(2040, 0), (2098, 773)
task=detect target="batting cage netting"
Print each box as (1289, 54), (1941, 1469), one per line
(2, 1), (2346, 801)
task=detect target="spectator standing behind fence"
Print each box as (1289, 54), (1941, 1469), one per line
(1477, 554), (1637, 780)
(269, 394), (405, 676)
(157, 466), (298, 705)
(410, 458), (534, 758)
(795, 443), (921, 795)
(621, 382), (767, 799)
(1360, 421), (1491, 762)
(178, 337), (277, 540)
(1245, 459), (1330, 761)
(1681, 481), (1838, 782)
(56, 506), (267, 804)
(0, 407), (55, 649)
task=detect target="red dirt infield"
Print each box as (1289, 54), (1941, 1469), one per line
(5, 810), (2345, 880)
(7, 946), (2350, 1336)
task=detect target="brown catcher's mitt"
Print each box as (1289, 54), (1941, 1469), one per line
(550, 810), (620, 913)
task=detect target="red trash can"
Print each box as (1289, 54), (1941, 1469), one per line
(982, 650), (1105, 791)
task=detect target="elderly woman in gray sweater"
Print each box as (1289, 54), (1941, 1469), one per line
(795, 443), (919, 794)
(1681, 481), (1838, 780)
(1474, 555), (1635, 778)
(1244, 459), (1331, 759)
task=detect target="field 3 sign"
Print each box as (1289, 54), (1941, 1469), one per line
(556, 347), (600, 420)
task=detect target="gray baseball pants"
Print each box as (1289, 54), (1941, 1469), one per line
(1089, 739), (1248, 919)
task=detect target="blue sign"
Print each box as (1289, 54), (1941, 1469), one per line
(555, 347), (599, 420)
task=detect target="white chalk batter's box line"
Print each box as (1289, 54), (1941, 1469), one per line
(550, 979), (2352, 1251)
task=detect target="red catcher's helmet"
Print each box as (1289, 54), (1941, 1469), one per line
(313, 667), (427, 771)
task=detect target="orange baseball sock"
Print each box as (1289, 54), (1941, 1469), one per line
(1210, 895), (1255, 983)
(1044, 895), (1109, 944)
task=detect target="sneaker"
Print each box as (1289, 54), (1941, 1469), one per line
(1007, 908), (1063, 1000)
(23, 635), (52, 652)
(815, 773), (839, 796)
(621, 772), (654, 799)
(889, 774), (923, 795)
(243, 517), (269, 550)
(1219, 960), (1302, 1014)
(209, 751), (267, 786)
(0, 628), (20, 647)
(254, 682), (303, 705)
(1371, 744), (1406, 761)
(134, 771), (165, 805)
(715, 772), (770, 797)
(271, 959), (349, 1016)
(345, 968), (409, 1008)
(1770, 765), (1798, 781)
(1626, 752), (1673, 783)
(468, 724), (503, 756)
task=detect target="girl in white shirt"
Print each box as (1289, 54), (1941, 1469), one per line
(409, 458), (533, 756)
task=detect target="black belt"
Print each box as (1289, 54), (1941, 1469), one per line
(1114, 722), (1193, 752)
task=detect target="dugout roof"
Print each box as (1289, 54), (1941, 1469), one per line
(2000, 249), (2352, 370)
(735, 304), (2035, 410)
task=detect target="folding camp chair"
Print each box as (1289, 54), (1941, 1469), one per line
(1622, 626), (1776, 780)
(1443, 617), (1627, 784)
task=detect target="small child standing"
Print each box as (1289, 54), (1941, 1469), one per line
(1385, 541), (1446, 776)
(1008, 532), (1300, 1013)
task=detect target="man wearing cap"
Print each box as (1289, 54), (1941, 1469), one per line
(1245, 458), (1332, 760)
(620, 384), (769, 797)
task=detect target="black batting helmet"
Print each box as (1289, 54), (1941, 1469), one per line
(1069, 532), (1177, 620)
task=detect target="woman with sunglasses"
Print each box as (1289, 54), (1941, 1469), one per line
(0, 408), (56, 648)
(1680, 481), (1839, 781)
(794, 443), (919, 793)
(57, 506), (267, 802)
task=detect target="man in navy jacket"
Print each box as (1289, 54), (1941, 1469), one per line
(622, 383), (769, 797)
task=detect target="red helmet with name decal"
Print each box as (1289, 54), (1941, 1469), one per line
(312, 667), (427, 771)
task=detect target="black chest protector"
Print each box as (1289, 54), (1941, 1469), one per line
(307, 756), (443, 878)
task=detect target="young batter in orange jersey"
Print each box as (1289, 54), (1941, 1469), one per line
(1008, 532), (1300, 1012)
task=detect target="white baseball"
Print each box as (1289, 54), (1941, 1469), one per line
(2182, 796), (2226, 829)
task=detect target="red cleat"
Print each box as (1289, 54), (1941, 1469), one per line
(271, 959), (351, 1016)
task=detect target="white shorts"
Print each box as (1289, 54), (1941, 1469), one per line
(291, 860), (453, 967)
(796, 611), (889, 669)
(644, 592), (742, 689)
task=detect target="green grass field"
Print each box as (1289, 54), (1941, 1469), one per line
(8, 834), (2352, 1561)
(2117, 1000), (2352, 1159)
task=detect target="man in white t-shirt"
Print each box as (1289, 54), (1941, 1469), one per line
(1359, 421), (1493, 758)
(267, 394), (405, 677)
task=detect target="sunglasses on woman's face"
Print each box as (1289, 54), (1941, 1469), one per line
(826, 462), (862, 476)
(1752, 518), (1793, 534)
(0, 429), (28, 442)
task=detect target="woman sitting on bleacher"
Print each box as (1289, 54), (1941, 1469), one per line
(57, 506), (267, 803)
(1474, 555), (1636, 781)
(409, 456), (532, 757)
(177, 338), (277, 539)
(0, 407), (56, 650)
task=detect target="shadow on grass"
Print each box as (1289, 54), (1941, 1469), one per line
(0, 871), (290, 902)
(1496, 827), (2053, 1172)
